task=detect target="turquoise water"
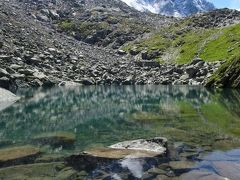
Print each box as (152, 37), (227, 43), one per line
(0, 85), (240, 152)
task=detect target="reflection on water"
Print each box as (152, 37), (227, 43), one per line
(0, 85), (240, 151)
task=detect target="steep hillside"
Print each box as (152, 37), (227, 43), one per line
(121, 0), (215, 17)
(16, 0), (175, 49)
(123, 9), (240, 64)
(0, 0), (239, 90)
(206, 55), (240, 88)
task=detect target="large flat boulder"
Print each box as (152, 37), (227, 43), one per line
(86, 137), (167, 160)
(0, 88), (20, 111)
(0, 145), (40, 168)
(66, 137), (167, 171)
(85, 147), (162, 159)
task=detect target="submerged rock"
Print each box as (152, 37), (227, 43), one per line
(0, 145), (40, 168)
(32, 132), (76, 148)
(0, 162), (81, 180)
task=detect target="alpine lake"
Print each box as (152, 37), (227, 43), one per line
(0, 85), (240, 179)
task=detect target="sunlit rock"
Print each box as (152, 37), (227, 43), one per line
(109, 137), (167, 155)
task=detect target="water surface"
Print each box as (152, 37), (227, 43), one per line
(0, 85), (240, 178)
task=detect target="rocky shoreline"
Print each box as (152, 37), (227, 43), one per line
(0, 0), (226, 91)
(0, 53), (222, 91)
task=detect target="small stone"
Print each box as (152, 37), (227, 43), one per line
(36, 14), (49, 22)
(117, 49), (127, 55)
(0, 55), (11, 61)
(33, 72), (46, 80)
(80, 78), (95, 85)
(0, 68), (10, 78)
(18, 69), (35, 76)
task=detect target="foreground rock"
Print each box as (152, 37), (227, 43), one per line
(0, 88), (20, 112)
(0, 146), (40, 168)
(32, 132), (76, 148)
(66, 137), (167, 171)
(85, 147), (164, 160)
(87, 137), (167, 159)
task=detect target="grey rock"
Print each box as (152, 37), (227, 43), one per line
(0, 55), (11, 61)
(10, 64), (22, 70)
(18, 69), (35, 76)
(110, 137), (167, 154)
(80, 78), (95, 85)
(0, 87), (20, 112)
(190, 58), (204, 65)
(0, 68), (10, 78)
(186, 65), (198, 78)
(36, 14), (49, 22)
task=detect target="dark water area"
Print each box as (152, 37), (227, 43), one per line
(0, 85), (240, 179)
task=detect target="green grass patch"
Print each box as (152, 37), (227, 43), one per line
(123, 22), (240, 64)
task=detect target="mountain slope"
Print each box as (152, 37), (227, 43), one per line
(122, 9), (240, 64)
(121, 0), (215, 17)
(18, 0), (175, 48)
(206, 55), (240, 88)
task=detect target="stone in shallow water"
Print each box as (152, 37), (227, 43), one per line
(0, 145), (40, 168)
(32, 132), (76, 148)
(0, 162), (79, 180)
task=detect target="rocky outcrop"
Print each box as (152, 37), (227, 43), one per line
(206, 55), (240, 88)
